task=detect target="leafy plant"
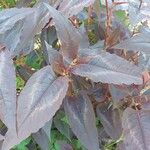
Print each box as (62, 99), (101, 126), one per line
(0, 0), (150, 150)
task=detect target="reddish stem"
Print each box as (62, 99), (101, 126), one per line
(88, 5), (93, 24)
(105, 0), (110, 45)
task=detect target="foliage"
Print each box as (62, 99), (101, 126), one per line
(0, 0), (150, 150)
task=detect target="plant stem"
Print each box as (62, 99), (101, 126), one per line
(105, 0), (110, 46)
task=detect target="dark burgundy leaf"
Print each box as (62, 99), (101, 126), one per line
(97, 104), (122, 140)
(41, 26), (57, 65)
(2, 66), (69, 150)
(114, 32), (150, 54)
(45, 42), (66, 74)
(0, 4), (49, 57)
(44, 3), (81, 62)
(122, 107), (150, 150)
(71, 52), (143, 85)
(32, 120), (52, 150)
(64, 94), (99, 150)
(54, 111), (73, 141)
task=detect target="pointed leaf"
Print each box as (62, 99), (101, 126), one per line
(41, 26), (57, 65)
(64, 94), (99, 150)
(122, 107), (150, 150)
(0, 45), (16, 130)
(32, 120), (52, 150)
(54, 111), (73, 140)
(109, 85), (129, 104)
(0, 4), (49, 57)
(2, 66), (69, 150)
(97, 104), (122, 140)
(71, 52), (143, 85)
(42, 120), (52, 139)
(0, 8), (36, 56)
(114, 33), (150, 54)
(45, 42), (65, 74)
(44, 3), (81, 62)
(17, 67), (69, 138)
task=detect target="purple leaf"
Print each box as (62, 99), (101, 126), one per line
(0, 4), (49, 57)
(59, 0), (95, 18)
(33, 130), (49, 150)
(45, 41), (63, 64)
(32, 120), (52, 150)
(44, 3), (81, 62)
(64, 94), (99, 150)
(45, 41), (66, 74)
(97, 104), (122, 140)
(41, 26), (57, 65)
(2, 66), (69, 150)
(79, 24), (90, 49)
(54, 111), (73, 140)
(0, 45), (16, 130)
(114, 32), (150, 54)
(78, 40), (104, 57)
(71, 52), (143, 85)
(17, 67), (68, 138)
(58, 141), (73, 150)
(122, 107), (150, 150)
(109, 85), (129, 104)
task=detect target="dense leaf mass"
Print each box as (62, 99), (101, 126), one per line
(0, 0), (150, 150)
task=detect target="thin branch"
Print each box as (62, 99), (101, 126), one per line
(105, 0), (110, 46)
